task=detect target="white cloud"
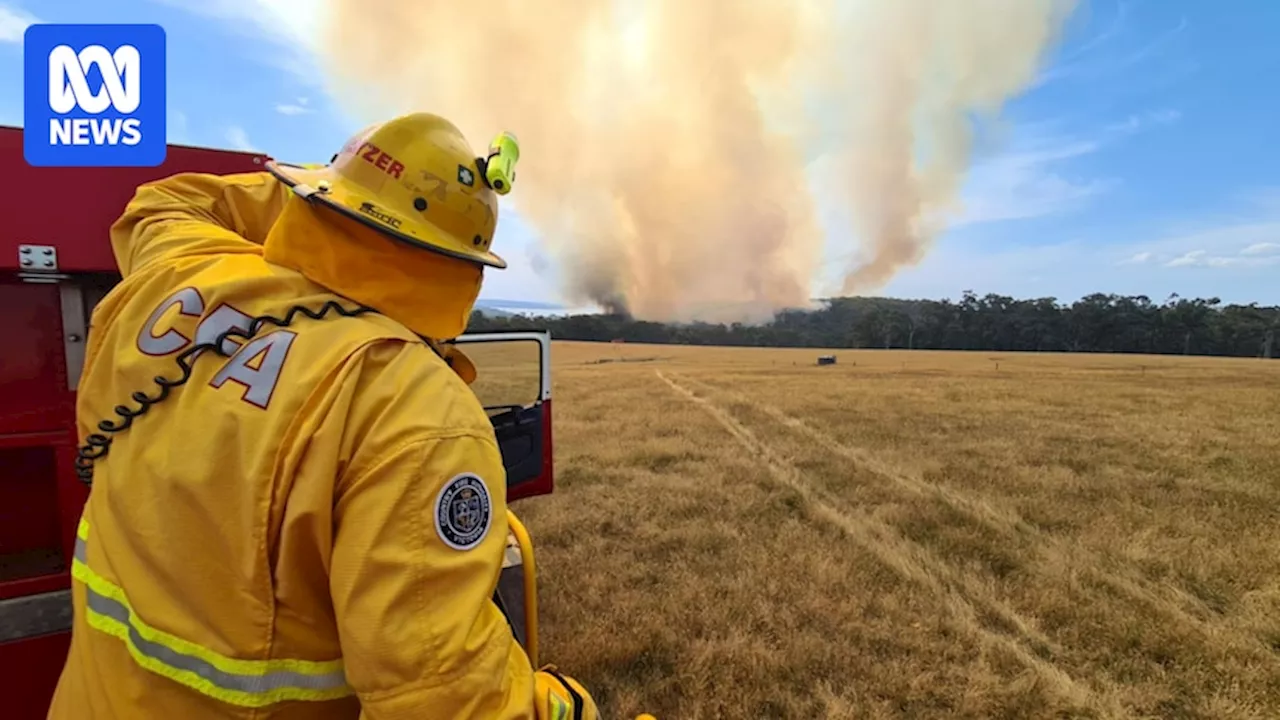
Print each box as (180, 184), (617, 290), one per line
(880, 192), (1280, 306)
(148, 0), (324, 50)
(1143, 221), (1280, 258)
(0, 4), (38, 43)
(1112, 217), (1280, 271)
(1107, 108), (1182, 134)
(1032, 9), (1188, 89)
(1165, 250), (1205, 267)
(146, 0), (329, 89)
(145, 0), (382, 127)
(1117, 16), (1189, 69)
(275, 97), (312, 115)
(948, 131), (1113, 227)
(945, 105), (1191, 231)
(1163, 250), (1280, 269)
(225, 126), (258, 152)
(1241, 242), (1280, 256)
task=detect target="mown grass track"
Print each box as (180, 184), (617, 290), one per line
(470, 341), (1280, 719)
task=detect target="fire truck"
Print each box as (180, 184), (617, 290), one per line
(0, 126), (556, 717)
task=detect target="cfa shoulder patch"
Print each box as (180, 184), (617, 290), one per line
(434, 473), (493, 550)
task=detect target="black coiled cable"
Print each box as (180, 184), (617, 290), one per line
(74, 300), (376, 486)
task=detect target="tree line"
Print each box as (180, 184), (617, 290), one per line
(467, 292), (1280, 359)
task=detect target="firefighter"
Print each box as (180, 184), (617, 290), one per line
(49, 112), (598, 719)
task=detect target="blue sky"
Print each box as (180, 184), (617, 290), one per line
(2, 0), (1278, 309)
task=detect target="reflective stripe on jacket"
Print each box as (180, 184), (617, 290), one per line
(72, 517), (352, 707)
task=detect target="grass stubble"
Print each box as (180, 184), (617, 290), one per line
(470, 341), (1280, 719)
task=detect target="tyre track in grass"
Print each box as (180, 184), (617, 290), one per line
(681, 371), (1280, 670)
(655, 369), (1126, 718)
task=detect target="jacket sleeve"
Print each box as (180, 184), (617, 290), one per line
(109, 171), (292, 278)
(330, 421), (536, 718)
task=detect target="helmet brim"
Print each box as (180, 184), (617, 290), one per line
(265, 160), (509, 270)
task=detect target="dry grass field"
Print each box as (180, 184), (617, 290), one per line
(464, 339), (1280, 719)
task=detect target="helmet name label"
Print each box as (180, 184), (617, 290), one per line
(357, 141), (405, 179)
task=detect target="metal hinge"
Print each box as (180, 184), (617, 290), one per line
(17, 244), (69, 284)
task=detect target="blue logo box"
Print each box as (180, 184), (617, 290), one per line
(24, 23), (167, 167)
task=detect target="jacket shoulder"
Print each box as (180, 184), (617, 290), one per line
(340, 331), (495, 440)
(318, 328), (498, 487)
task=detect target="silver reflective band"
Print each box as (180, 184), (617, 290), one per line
(83, 586), (350, 695)
(72, 524), (353, 706)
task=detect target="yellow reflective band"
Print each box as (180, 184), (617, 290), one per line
(550, 693), (571, 720)
(72, 522), (353, 708)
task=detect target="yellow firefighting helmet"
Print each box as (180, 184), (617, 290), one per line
(265, 112), (518, 269)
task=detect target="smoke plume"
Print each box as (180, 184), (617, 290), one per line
(315, 0), (1077, 323)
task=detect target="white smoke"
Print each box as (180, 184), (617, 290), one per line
(308, 0), (1078, 322)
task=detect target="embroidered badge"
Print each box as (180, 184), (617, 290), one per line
(434, 473), (492, 550)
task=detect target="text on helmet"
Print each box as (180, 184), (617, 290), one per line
(357, 141), (405, 179)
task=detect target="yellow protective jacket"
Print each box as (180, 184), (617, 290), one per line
(48, 171), (535, 719)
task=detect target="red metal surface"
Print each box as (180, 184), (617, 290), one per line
(0, 125), (270, 274)
(0, 130), (268, 718)
(0, 446), (66, 584)
(0, 282), (71, 436)
(0, 279), (74, 611)
(0, 632), (72, 718)
(0, 574), (68, 603)
(0, 432), (67, 449)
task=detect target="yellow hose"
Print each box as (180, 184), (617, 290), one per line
(506, 509), (538, 668)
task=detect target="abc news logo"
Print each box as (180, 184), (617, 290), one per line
(48, 44), (143, 147)
(24, 24), (167, 167)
